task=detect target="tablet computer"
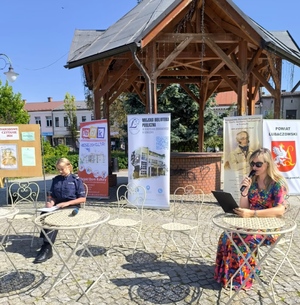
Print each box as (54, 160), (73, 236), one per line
(211, 190), (239, 214)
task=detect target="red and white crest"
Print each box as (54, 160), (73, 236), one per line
(271, 141), (296, 172)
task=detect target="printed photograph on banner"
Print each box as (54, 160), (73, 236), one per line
(223, 116), (263, 200)
(271, 141), (296, 172)
(0, 145), (18, 169)
(130, 147), (167, 179)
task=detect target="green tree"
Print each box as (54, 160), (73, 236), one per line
(63, 93), (78, 151)
(159, 84), (199, 151)
(203, 96), (229, 151)
(0, 80), (30, 124)
(110, 93), (128, 144)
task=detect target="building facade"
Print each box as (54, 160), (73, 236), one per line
(214, 90), (300, 119)
(260, 91), (300, 119)
(24, 97), (93, 147)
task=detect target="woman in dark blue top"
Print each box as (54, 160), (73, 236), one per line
(33, 158), (86, 264)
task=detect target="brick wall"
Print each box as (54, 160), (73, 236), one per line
(170, 152), (222, 194)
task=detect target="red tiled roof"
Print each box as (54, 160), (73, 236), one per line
(215, 91), (259, 106)
(215, 92), (238, 106)
(24, 101), (64, 111)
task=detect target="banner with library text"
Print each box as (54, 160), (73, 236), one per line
(223, 115), (263, 201)
(127, 113), (171, 209)
(78, 119), (109, 198)
(263, 119), (300, 195)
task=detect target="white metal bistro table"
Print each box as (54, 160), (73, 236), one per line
(0, 207), (20, 275)
(213, 213), (297, 304)
(34, 208), (110, 302)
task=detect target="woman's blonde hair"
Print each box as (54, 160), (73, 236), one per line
(249, 148), (288, 192)
(56, 157), (73, 173)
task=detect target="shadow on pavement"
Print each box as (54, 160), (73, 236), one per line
(111, 253), (220, 304)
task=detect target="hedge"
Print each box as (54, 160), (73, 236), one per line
(43, 150), (128, 174)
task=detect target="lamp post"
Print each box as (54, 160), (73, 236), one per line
(0, 53), (19, 82)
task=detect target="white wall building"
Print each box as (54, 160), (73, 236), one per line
(260, 90), (300, 119)
(24, 97), (93, 147)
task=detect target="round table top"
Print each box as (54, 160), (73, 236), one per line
(34, 208), (110, 230)
(212, 213), (297, 235)
(0, 207), (19, 219)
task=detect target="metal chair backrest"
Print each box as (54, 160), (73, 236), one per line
(8, 181), (40, 208)
(172, 185), (204, 223)
(116, 182), (146, 219)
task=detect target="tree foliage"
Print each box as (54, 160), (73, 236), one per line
(64, 93), (78, 151)
(0, 80), (30, 124)
(110, 93), (129, 140)
(159, 84), (199, 151)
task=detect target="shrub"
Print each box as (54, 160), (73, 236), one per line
(111, 151), (128, 170)
(43, 142), (128, 174)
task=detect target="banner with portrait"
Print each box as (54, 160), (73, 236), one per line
(127, 113), (170, 209)
(263, 120), (300, 195)
(223, 115), (263, 201)
(78, 120), (109, 198)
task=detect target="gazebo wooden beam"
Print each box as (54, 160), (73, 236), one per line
(93, 59), (112, 91)
(157, 32), (240, 43)
(98, 60), (134, 99)
(205, 37), (243, 79)
(252, 68), (276, 96)
(141, 0), (193, 48)
(152, 36), (193, 79)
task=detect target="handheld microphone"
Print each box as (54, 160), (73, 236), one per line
(71, 208), (79, 216)
(240, 169), (256, 193)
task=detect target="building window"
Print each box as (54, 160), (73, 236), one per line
(55, 117), (59, 127)
(64, 116), (69, 127)
(35, 116), (41, 126)
(91, 114), (94, 120)
(82, 116), (86, 122)
(46, 116), (52, 127)
(286, 110), (296, 119)
(66, 138), (72, 146)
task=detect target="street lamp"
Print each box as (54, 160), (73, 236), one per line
(0, 53), (19, 82)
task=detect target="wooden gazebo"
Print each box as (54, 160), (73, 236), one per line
(65, 0), (300, 193)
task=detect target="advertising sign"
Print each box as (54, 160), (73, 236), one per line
(78, 120), (109, 198)
(127, 113), (171, 209)
(263, 120), (300, 195)
(223, 115), (263, 201)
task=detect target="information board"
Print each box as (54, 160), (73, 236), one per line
(0, 124), (42, 177)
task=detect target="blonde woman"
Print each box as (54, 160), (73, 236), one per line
(33, 158), (86, 264)
(214, 148), (288, 290)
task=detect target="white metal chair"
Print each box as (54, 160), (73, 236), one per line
(6, 181), (41, 246)
(107, 182), (147, 256)
(81, 183), (88, 208)
(268, 204), (300, 284)
(161, 185), (205, 264)
(257, 199), (300, 286)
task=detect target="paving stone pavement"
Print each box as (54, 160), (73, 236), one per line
(0, 171), (300, 305)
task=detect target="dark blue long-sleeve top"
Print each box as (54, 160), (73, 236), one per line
(50, 174), (85, 205)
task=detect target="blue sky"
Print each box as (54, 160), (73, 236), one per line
(1, 0), (299, 102)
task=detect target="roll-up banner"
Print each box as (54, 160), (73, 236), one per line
(78, 119), (109, 198)
(263, 119), (300, 195)
(223, 115), (263, 201)
(127, 113), (171, 209)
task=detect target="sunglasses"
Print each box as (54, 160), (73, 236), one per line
(250, 161), (264, 168)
